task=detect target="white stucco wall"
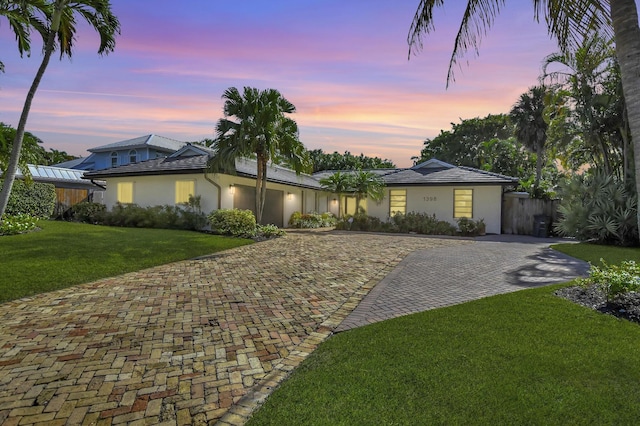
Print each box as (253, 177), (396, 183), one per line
(367, 186), (504, 234)
(104, 174), (220, 214)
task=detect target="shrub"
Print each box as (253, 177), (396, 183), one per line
(554, 171), (638, 246)
(257, 224), (286, 238)
(70, 202), (106, 223)
(94, 198), (208, 231)
(456, 217), (486, 236)
(579, 260), (640, 301)
(391, 212), (457, 235)
(208, 208), (256, 237)
(2, 179), (55, 218)
(289, 211), (337, 228)
(0, 214), (38, 236)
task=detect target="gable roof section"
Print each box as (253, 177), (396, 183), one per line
(89, 134), (187, 153)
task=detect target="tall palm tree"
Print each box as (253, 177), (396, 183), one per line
(319, 171), (352, 218)
(510, 86), (549, 196)
(0, 0), (120, 218)
(350, 170), (385, 214)
(407, 0), (640, 240)
(210, 86), (310, 224)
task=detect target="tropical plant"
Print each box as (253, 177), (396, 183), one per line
(0, 0), (49, 73)
(542, 34), (630, 180)
(579, 260), (640, 300)
(0, 0), (120, 220)
(209, 86), (309, 224)
(510, 86), (550, 196)
(350, 170), (385, 214)
(407, 0), (640, 243)
(0, 213), (37, 236)
(319, 171), (352, 218)
(554, 170), (638, 246)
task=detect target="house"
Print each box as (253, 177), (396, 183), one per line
(56, 134), (187, 171)
(15, 164), (106, 215)
(84, 144), (518, 233)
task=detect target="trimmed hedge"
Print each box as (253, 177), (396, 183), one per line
(2, 179), (56, 218)
(208, 209), (257, 237)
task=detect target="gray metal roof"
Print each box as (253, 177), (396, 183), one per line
(89, 134), (187, 153)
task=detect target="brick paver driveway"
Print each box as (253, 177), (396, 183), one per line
(0, 232), (466, 425)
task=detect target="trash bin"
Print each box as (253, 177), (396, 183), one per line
(532, 214), (551, 238)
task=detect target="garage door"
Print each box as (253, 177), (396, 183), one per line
(234, 184), (284, 227)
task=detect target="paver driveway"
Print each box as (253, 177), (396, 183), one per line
(0, 232), (466, 425)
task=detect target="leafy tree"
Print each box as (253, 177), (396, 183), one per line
(318, 171), (352, 218)
(0, 0), (120, 219)
(308, 149), (395, 172)
(510, 86), (549, 195)
(350, 170), (385, 214)
(0, 122), (76, 170)
(415, 114), (517, 170)
(407, 0), (640, 241)
(476, 137), (536, 179)
(209, 86), (309, 224)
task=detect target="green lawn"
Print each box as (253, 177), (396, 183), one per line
(247, 243), (640, 425)
(551, 242), (640, 265)
(0, 220), (252, 303)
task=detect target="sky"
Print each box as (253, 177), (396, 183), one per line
(0, 1), (577, 168)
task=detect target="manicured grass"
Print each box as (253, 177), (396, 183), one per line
(248, 245), (640, 425)
(0, 220), (252, 303)
(551, 242), (640, 265)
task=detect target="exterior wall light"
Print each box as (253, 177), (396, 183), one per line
(229, 184), (235, 195)
(287, 192), (293, 200)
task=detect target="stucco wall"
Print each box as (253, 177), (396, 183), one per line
(367, 185), (504, 234)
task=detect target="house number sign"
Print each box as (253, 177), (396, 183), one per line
(423, 196), (437, 202)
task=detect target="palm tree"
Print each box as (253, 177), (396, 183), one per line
(0, 0), (49, 73)
(407, 0), (640, 240)
(510, 86), (549, 196)
(0, 0), (120, 219)
(350, 170), (385, 214)
(210, 86), (309, 224)
(319, 171), (352, 218)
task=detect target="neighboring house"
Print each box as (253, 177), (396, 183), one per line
(15, 164), (106, 215)
(56, 134), (187, 171)
(84, 145), (518, 233)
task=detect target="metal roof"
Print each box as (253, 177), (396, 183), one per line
(88, 134), (187, 153)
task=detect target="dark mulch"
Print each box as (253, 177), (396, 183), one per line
(556, 284), (640, 325)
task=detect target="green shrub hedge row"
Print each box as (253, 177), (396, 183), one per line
(288, 211), (337, 228)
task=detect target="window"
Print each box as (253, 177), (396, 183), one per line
(117, 182), (134, 204)
(110, 152), (118, 168)
(454, 189), (473, 218)
(389, 189), (406, 216)
(175, 180), (195, 204)
(129, 149), (138, 163)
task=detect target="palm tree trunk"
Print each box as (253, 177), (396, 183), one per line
(534, 145), (543, 194)
(255, 155), (265, 224)
(611, 0), (640, 242)
(0, 26), (57, 218)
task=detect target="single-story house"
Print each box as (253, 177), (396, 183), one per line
(83, 146), (518, 233)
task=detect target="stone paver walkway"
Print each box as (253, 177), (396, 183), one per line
(0, 232), (466, 426)
(336, 234), (590, 331)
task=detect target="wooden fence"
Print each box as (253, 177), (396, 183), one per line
(501, 192), (560, 235)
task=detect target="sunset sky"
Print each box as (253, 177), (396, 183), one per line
(0, 1), (568, 167)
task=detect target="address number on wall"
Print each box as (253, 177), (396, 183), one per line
(423, 196), (437, 202)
